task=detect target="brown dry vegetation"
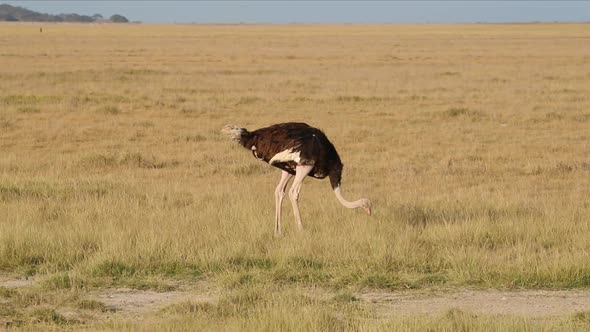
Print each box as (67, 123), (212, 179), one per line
(1, 22), (590, 330)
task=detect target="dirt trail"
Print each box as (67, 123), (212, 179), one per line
(360, 290), (590, 318)
(2, 275), (589, 319)
(89, 288), (590, 319)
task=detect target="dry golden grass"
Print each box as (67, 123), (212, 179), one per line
(1, 22), (590, 330)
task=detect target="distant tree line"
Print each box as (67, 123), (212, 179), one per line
(0, 4), (129, 23)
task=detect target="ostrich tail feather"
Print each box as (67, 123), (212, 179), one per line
(221, 125), (249, 145)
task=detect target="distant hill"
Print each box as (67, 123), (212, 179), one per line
(0, 3), (129, 23)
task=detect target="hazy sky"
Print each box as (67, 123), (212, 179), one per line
(3, 1), (590, 23)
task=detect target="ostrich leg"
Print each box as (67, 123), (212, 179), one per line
(274, 170), (293, 237)
(288, 165), (314, 231)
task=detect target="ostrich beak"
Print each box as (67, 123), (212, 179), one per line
(364, 206), (372, 216)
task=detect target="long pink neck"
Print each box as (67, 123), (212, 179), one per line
(334, 186), (364, 209)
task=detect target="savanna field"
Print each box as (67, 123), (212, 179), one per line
(1, 23), (590, 330)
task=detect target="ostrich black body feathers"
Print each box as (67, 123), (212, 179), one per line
(229, 122), (343, 189)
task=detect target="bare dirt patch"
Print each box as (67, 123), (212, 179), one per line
(90, 287), (590, 319)
(359, 290), (590, 318)
(0, 275), (34, 288)
(91, 282), (217, 319)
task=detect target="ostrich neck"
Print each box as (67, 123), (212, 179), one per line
(334, 186), (363, 209)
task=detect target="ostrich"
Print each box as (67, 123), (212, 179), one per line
(221, 122), (371, 237)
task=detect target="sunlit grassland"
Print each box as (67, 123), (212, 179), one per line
(1, 22), (590, 329)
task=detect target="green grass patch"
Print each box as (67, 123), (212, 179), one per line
(97, 105), (121, 115)
(225, 256), (275, 271)
(76, 299), (114, 313)
(0, 95), (62, 105)
(30, 308), (76, 325)
(92, 261), (137, 279)
(17, 106), (41, 114)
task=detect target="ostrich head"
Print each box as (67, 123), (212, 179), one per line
(360, 198), (372, 216)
